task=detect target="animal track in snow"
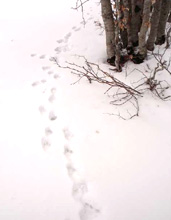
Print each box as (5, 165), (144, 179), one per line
(64, 144), (73, 155)
(56, 39), (64, 44)
(54, 47), (62, 54)
(66, 163), (77, 177)
(54, 74), (59, 79)
(64, 32), (72, 42)
(48, 94), (55, 103)
(39, 54), (46, 59)
(49, 111), (57, 121)
(63, 127), (100, 219)
(39, 105), (46, 114)
(88, 17), (93, 21)
(41, 79), (46, 83)
(30, 53), (37, 57)
(45, 127), (53, 136)
(41, 137), (51, 151)
(42, 66), (51, 71)
(72, 181), (88, 201)
(63, 128), (73, 140)
(79, 202), (100, 220)
(32, 81), (40, 87)
(80, 21), (85, 25)
(55, 45), (69, 54)
(49, 56), (57, 62)
(51, 87), (56, 94)
(74, 27), (81, 32)
(48, 70), (54, 75)
(62, 45), (69, 52)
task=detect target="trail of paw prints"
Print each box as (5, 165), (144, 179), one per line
(63, 128), (100, 220)
(30, 53), (46, 60)
(72, 26), (81, 32)
(55, 24), (83, 55)
(40, 109), (57, 151)
(41, 124), (55, 151)
(38, 86), (58, 151)
(55, 32), (72, 54)
(30, 50), (60, 77)
(31, 61), (60, 88)
(31, 79), (48, 88)
(30, 54), (60, 153)
(54, 13), (97, 57)
(38, 104), (52, 151)
(41, 136), (51, 151)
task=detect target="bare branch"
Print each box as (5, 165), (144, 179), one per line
(52, 54), (171, 119)
(72, 0), (90, 25)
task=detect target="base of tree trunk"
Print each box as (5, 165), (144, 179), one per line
(146, 44), (154, 51)
(107, 56), (116, 66)
(120, 29), (128, 49)
(132, 41), (139, 47)
(132, 53), (144, 64)
(127, 46), (134, 55)
(107, 55), (132, 67)
(155, 35), (166, 45)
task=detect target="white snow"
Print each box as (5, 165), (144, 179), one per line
(0, 0), (171, 220)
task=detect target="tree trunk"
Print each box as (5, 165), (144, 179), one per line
(115, 0), (121, 71)
(138, 0), (151, 58)
(155, 0), (171, 45)
(120, 0), (128, 48)
(101, 0), (115, 59)
(131, 0), (143, 47)
(168, 12), (171, 23)
(122, 0), (132, 53)
(146, 0), (162, 51)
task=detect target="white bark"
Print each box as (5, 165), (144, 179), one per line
(156, 0), (171, 41)
(138, 0), (151, 58)
(101, 0), (115, 58)
(122, 0), (132, 48)
(147, 0), (162, 51)
(131, 0), (143, 46)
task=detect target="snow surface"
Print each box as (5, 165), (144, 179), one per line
(0, 0), (171, 220)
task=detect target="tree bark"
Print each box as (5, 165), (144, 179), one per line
(138, 0), (151, 58)
(101, 0), (115, 59)
(146, 0), (162, 51)
(120, 0), (128, 48)
(131, 0), (143, 47)
(168, 12), (171, 23)
(155, 0), (171, 45)
(122, 0), (132, 52)
(115, 0), (121, 71)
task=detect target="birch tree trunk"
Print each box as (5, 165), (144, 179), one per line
(146, 0), (162, 51)
(115, 0), (121, 71)
(155, 0), (171, 45)
(120, 0), (128, 48)
(131, 0), (143, 46)
(101, 0), (115, 59)
(122, 0), (132, 52)
(138, 0), (151, 58)
(168, 12), (171, 23)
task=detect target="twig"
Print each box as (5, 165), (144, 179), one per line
(72, 0), (89, 25)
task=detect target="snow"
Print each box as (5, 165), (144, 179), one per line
(0, 0), (171, 220)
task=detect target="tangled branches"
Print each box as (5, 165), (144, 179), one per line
(131, 66), (171, 101)
(53, 53), (171, 119)
(52, 55), (171, 119)
(52, 56), (142, 119)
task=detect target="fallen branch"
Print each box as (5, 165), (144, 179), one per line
(52, 55), (171, 119)
(52, 56), (142, 119)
